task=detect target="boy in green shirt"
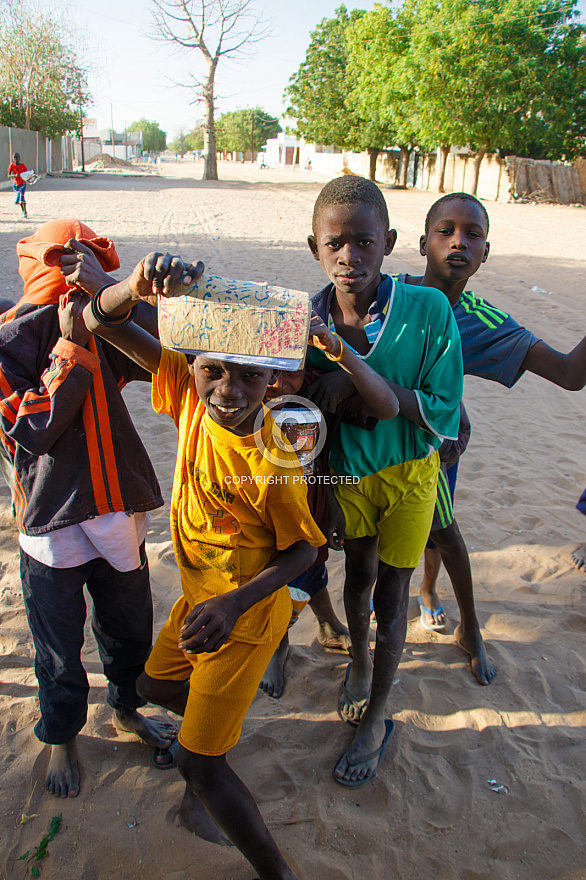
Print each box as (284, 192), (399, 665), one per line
(307, 176), (463, 786)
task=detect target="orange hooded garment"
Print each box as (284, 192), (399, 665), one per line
(2, 219), (120, 324)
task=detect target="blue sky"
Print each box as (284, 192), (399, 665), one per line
(67, 0), (586, 141)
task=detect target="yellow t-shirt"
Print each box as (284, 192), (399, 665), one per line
(152, 348), (325, 644)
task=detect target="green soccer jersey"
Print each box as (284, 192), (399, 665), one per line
(308, 275), (463, 479)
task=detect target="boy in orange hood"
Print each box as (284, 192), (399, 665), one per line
(0, 219), (175, 797)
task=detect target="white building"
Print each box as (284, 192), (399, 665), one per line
(76, 118), (143, 164)
(259, 132), (377, 178)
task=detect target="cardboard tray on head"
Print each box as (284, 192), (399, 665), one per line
(158, 274), (311, 370)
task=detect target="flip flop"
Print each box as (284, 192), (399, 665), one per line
(417, 596), (446, 631)
(152, 736), (179, 770)
(337, 662), (370, 727)
(332, 718), (394, 788)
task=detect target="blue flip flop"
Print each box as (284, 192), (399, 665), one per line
(333, 718), (394, 788)
(417, 596), (446, 631)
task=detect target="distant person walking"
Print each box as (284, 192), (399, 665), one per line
(7, 152), (28, 218)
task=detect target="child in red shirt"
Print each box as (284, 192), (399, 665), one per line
(7, 152), (28, 218)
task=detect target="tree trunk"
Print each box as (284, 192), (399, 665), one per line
(368, 148), (379, 181)
(399, 146), (412, 187)
(202, 63), (218, 181)
(437, 144), (450, 193)
(470, 147), (486, 196)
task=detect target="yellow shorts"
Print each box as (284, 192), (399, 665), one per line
(334, 452), (440, 569)
(145, 595), (285, 756)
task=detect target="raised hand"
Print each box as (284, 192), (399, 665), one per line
(59, 239), (113, 296)
(126, 252), (205, 307)
(58, 290), (92, 347)
(308, 311), (342, 358)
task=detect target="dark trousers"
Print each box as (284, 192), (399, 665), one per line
(20, 544), (153, 745)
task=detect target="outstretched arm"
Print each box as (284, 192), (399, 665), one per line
(308, 312), (399, 420)
(522, 338), (586, 391)
(81, 252), (204, 374)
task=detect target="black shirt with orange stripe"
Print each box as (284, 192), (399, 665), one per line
(0, 303), (163, 535)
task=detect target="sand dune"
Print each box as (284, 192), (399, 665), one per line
(0, 159), (584, 880)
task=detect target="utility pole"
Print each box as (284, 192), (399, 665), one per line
(110, 104), (116, 158)
(79, 103), (85, 171)
(77, 73), (85, 171)
(251, 114), (254, 163)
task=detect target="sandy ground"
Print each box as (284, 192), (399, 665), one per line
(0, 159), (585, 880)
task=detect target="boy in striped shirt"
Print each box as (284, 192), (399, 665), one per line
(402, 192), (586, 685)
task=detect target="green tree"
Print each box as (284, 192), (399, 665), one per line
(0, 0), (90, 138)
(216, 107), (280, 156)
(286, 6), (363, 148)
(403, 0), (586, 191)
(286, 5), (399, 181)
(128, 118), (167, 153)
(346, 5), (419, 186)
(169, 125), (205, 154)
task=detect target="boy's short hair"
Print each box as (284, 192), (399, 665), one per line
(425, 192), (490, 235)
(312, 176), (390, 234)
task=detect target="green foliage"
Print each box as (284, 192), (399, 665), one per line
(401, 0), (586, 158)
(18, 814), (62, 876)
(285, 0), (586, 166)
(346, 6), (417, 154)
(128, 118), (167, 153)
(0, 0), (89, 137)
(285, 6), (366, 149)
(215, 107), (281, 154)
(168, 127), (205, 153)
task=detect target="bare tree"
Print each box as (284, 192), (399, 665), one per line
(151, 0), (268, 180)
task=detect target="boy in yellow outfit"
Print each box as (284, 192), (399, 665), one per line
(76, 246), (326, 880)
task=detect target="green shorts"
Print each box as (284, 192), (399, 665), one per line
(334, 452), (440, 569)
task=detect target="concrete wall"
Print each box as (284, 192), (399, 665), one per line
(415, 150), (510, 201)
(2, 126), (44, 187)
(414, 150), (585, 205)
(99, 145), (136, 161)
(73, 140), (105, 165)
(1, 125), (76, 190)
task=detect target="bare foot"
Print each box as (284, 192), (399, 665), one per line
(571, 543), (586, 572)
(114, 707), (176, 750)
(339, 660), (371, 725)
(259, 637), (288, 699)
(46, 739), (80, 798)
(333, 715), (391, 786)
(178, 785), (233, 846)
(316, 621), (352, 653)
(419, 585), (447, 628)
(455, 625), (497, 686)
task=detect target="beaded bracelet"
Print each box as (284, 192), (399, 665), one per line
(325, 333), (344, 362)
(90, 284), (137, 328)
